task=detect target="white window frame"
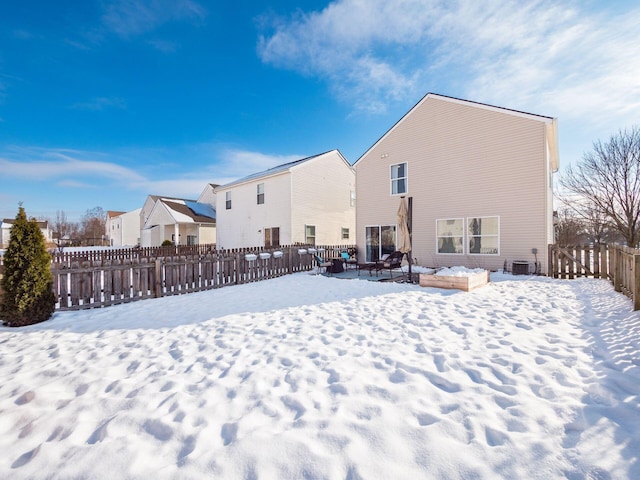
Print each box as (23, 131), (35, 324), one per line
(305, 224), (316, 245)
(341, 227), (349, 240)
(468, 216), (500, 256)
(225, 191), (232, 210)
(390, 162), (408, 195)
(350, 190), (356, 207)
(436, 218), (465, 255)
(436, 216), (500, 255)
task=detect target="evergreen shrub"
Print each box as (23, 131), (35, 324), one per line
(0, 207), (56, 327)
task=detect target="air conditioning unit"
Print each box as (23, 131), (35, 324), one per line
(512, 261), (529, 275)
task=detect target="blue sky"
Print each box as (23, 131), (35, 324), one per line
(1, 0), (639, 222)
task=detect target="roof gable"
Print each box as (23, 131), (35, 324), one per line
(216, 150), (346, 191)
(355, 92), (556, 166)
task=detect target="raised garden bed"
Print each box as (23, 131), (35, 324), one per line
(419, 268), (489, 292)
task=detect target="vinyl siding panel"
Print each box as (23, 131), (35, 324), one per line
(216, 174), (292, 249)
(291, 151), (356, 245)
(357, 96), (555, 273)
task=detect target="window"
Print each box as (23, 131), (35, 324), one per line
(257, 183), (265, 204)
(187, 235), (197, 246)
(390, 162), (407, 195)
(341, 227), (350, 240)
(436, 217), (500, 255)
(226, 191), (232, 210)
(265, 227), (280, 248)
(436, 219), (464, 254)
(350, 190), (356, 207)
(365, 225), (396, 262)
(305, 225), (316, 245)
(468, 217), (499, 255)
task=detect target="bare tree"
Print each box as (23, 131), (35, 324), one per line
(554, 207), (587, 246)
(52, 210), (76, 251)
(560, 127), (640, 247)
(80, 207), (107, 246)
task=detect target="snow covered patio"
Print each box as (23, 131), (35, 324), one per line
(1, 272), (639, 479)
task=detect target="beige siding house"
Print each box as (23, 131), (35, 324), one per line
(215, 150), (356, 249)
(354, 93), (559, 274)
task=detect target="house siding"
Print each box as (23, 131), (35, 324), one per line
(356, 95), (556, 273)
(291, 151), (356, 245)
(215, 173), (292, 249)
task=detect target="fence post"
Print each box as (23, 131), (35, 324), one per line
(613, 247), (622, 292)
(154, 258), (163, 298)
(635, 254), (640, 311)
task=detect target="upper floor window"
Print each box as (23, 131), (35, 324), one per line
(225, 191), (232, 210)
(257, 183), (265, 204)
(391, 162), (407, 195)
(350, 190), (356, 207)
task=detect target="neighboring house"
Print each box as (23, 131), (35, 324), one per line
(139, 196), (216, 247)
(215, 150), (356, 249)
(1, 218), (53, 248)
(354, 93), (559, 274)
(197, 183), (219, 206)
(106, 209), (142, 247)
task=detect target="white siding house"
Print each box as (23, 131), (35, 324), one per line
(140, 197), (216, 247)
(354, 93), (559, 274)
(1, 219), (52, 248)
(197, 183), (218, 206)
(215, 150), (356, 249)
(106, 209), (142, 247)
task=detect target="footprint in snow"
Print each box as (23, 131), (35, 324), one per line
(221, 423), (238, 446)
(11, 444), (41, 469)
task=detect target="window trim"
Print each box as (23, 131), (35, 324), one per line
(435, 216), (501, 255)
(305, 224), (316, 245)
(468, 216), (500, 256)
(257, 183), (265, 205)
(436, 218), (465, 255)
(225, 191), (232, 210)
(390, 162), (408, 196)
(341, 227), (350, 240)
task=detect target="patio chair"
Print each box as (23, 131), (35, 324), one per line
(314, 254), (333, 275)
(340, 251), (358, 269)
(375, 251), (404, 278)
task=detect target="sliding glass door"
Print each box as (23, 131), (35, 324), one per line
(365, 225), (396, 262)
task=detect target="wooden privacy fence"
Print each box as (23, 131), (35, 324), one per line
(50, 245), (354, 311)
(548, 244), (640, 310)
(548, 244), (610, 280)
(51, 243), (218, 267)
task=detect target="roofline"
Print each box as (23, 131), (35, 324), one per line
(354, 92), (556, 166)
(215, 149), (346, 191)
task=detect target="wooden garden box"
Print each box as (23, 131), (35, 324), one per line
(419, 270), (489, 292)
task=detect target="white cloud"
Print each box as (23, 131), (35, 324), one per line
(0, 148), (146, 183)
(257, 0), (640, 127)
(215, 148), (303, 182)
(70, 97), (127, 111)
(0, 145), (303, 200)
(102, 0), (206, 38)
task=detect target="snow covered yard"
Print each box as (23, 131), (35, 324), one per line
(1, 272), (639, 479)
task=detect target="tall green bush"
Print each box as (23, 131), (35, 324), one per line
(0, 207), (56, 327)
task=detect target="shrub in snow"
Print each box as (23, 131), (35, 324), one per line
(0, 207), (56, 327)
